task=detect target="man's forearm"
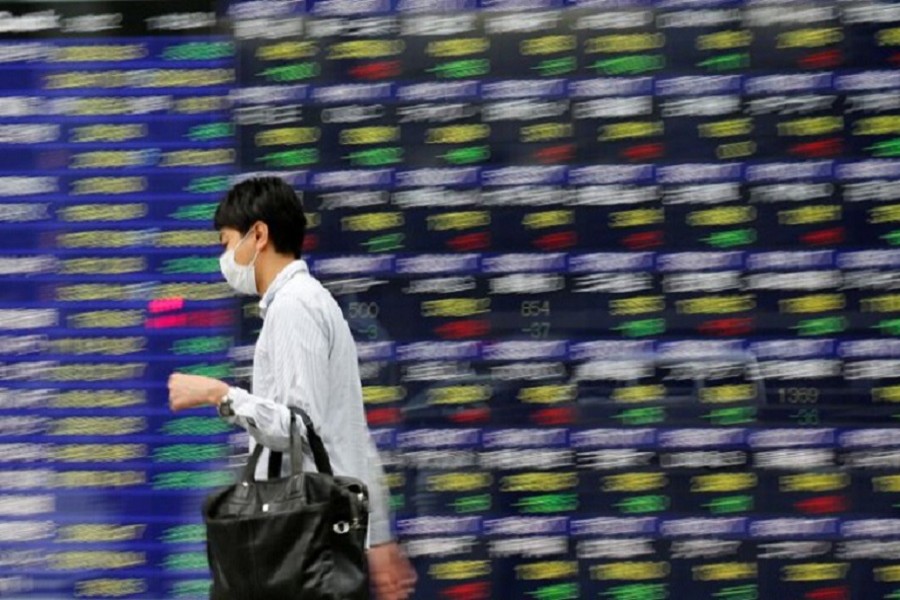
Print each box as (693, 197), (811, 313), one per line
(365, 434), (394, 546)
(222, 387), (300, 452)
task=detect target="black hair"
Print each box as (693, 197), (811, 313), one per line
(214, 176), (306, 258)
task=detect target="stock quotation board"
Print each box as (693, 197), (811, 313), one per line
(3, 0), (900, 598)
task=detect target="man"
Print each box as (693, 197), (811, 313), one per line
(168, 176), (416, 600)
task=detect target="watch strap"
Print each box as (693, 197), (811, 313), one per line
(217, 389), (235, 417)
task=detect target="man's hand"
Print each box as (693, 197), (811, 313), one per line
(168, 373), (229, 412)
(368, 541), (416, 600)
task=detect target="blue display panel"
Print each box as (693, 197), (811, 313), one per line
(3, 0), (900, 598)
(0, 2), (237, 598)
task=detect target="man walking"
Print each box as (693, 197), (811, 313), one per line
(168, 176), (416, 600)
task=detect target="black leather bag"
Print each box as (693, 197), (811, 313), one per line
(203, 407), (370, 600)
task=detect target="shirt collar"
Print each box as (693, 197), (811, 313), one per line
(259, 259), (309, 318)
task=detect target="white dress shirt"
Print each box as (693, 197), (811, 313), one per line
(224, 259), (392, 546)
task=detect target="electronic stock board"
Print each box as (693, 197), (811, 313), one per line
(3, 0), (900, 598)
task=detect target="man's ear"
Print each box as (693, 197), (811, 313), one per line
(253, 221), (270, 252)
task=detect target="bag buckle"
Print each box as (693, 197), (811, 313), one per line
(333, 487), (366, 534)
(333, 519), (362, 535)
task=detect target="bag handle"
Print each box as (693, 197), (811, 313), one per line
(287, 406), (333, 475)
(243, 406), (333, 482)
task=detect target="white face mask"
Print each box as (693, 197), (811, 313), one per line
(219, 229), (259, 296)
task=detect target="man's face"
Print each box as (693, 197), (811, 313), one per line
(219, 226), (258, 266)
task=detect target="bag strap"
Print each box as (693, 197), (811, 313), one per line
(243, 406), (334, 482)
(243, 443), (266, 482)
(287, 406), (333, 476)
(255, 406), (334, 480)
(267, 447), (282, 479)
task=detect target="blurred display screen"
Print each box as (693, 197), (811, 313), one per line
(2, 0), (900, 598)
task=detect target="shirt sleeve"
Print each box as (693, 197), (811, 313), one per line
(223, 387), (298, 452)
(221, 297), (395, 547)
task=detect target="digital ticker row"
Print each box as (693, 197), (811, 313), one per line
(225, 2), (900, 79)
(5, 520), (900, 600)
(8, 5), (900, 75)
(231, 82), (900, 168)
(3, 173), (900, 253)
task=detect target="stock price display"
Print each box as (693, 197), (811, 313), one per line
(0, 1), (236, 598)
(4, 0), (900, 598)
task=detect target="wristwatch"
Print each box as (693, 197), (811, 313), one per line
(217, 388), (236, 418)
